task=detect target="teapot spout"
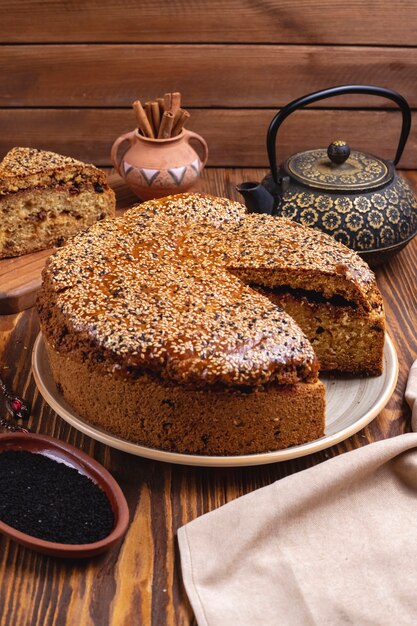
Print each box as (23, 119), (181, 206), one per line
(236, 182), (274, 215)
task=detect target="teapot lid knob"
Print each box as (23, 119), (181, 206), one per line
(327, 140), (351, 165)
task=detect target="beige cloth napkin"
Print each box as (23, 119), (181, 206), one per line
(178, 365), (417, 626)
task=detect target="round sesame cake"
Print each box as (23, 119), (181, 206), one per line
(38, 193), (384, 455)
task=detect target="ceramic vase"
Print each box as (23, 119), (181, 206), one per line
(111, 129), (208, 201)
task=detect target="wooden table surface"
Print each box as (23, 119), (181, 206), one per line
(0, 168), (416, 626)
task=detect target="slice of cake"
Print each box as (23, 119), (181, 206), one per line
(0, 147), (116, 259)
(144, 203), (385, 376)
(225, 214), (385, 376)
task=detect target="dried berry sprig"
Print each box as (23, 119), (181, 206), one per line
(0, 375), (31, 433)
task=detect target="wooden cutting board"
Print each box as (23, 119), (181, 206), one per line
(0, 249), (54, 315)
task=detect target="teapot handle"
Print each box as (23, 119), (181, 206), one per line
(111, 130), (136, 177)
(267, 85), (412, 184)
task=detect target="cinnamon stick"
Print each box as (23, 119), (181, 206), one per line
(133, 93), (187, 139)
(150, 101), (161, 136)
(157, 97), (165, 115)
(132, 100), (154, 138)
(170, 92), (181, 114)
(163, 92), (172, 112)
(172, 107), (182, 129)
(172, 109), (190, 136)
(164, 91), (181, 114)
(158, 111), (175, 139)
(144, 102), (156, 136)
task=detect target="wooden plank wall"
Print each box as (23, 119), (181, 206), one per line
(1, 1), (417, 168)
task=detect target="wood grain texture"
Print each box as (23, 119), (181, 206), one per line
(1, 108), (416, 167)
(0, 0), (416, 44)
(1, 44), (417, 108)
(0, 249), (54, 315)
(0, 168), (415, 625)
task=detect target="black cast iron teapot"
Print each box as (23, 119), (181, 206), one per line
(237, 85), (417, 266)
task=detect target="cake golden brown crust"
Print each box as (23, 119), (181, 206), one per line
(0, 147), (116, 259)
(45, 338), (325, 455)
(0, 147), (107, 195)
(38, 193), (385, 454)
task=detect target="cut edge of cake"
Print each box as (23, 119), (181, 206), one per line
(0, 147), (116, 259)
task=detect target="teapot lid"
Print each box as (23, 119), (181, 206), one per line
(284, 141), (394, 192)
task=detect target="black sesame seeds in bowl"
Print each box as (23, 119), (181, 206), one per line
(0, 432), (129, 558)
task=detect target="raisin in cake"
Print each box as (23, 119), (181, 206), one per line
(0, 147), (115, 258)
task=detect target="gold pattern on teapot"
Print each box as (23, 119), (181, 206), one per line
(278, 177), (417, 251)
(286, 149), (390, 191)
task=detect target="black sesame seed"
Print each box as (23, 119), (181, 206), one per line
(0, 451), (114, 544)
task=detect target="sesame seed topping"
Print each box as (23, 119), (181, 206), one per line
(0, 147), (106, 195)
(39, 193), (381, 389)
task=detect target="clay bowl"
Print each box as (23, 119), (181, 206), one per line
(0, 432), (129, 558)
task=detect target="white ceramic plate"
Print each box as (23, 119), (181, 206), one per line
(32, 333), (398, 467)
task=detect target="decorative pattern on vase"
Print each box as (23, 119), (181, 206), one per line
(124, 158), (201, 193)
(277, 177), (417, 251)
(139, 167), (160, 186)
